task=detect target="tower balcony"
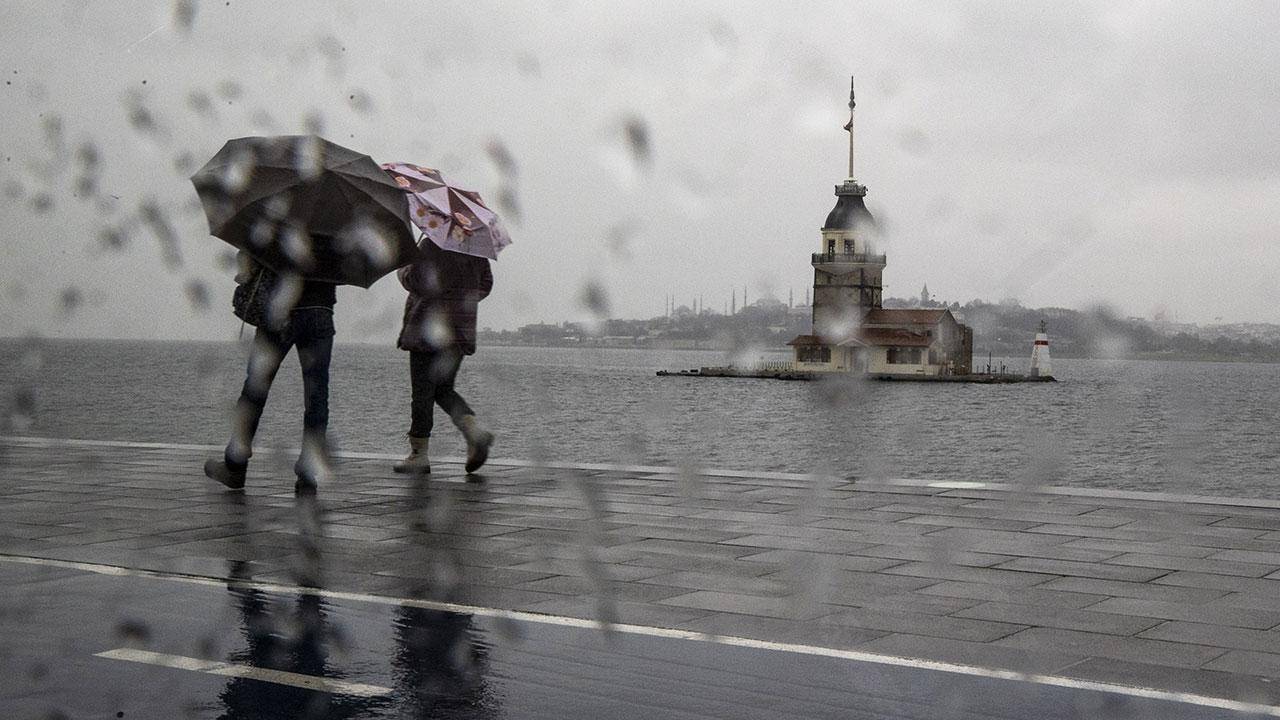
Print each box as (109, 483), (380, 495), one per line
(812, 252), (887, 266)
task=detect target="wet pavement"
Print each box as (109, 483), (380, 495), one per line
(5, 436), (1280, 718)
(2, 561), (1260, 719)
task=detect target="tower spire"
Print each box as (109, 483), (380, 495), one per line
(843, 76), (856, 180)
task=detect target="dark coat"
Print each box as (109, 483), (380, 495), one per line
(397, 242), (493, 355)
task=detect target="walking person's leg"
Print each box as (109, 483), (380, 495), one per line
(394, 350), (437, 474)
(205, 328), (290, 488)
(432, 350), (493, 474)
(293, 313), (334, 491)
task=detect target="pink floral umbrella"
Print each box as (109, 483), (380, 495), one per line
(380, 162), (512, 260)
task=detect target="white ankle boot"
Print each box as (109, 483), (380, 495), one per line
(393, 435), (430, 474)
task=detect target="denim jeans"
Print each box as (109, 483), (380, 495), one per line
(408, 349), (474, 438)
(227, 308), (334, 467)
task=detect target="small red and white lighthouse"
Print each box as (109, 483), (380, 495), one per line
(1029, 320), (1052, 378)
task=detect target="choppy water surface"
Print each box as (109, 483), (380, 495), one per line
(3, 339), (1278, 498)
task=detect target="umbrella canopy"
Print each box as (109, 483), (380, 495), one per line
(192, 135), (417, 288)
(380, 162), (512, 260)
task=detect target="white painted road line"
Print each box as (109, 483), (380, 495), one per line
(5, 553), (1280, 717)
(94, 648), (392, 697)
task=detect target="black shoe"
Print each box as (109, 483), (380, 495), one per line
(204, 457), (246, 489)
(293, 459), (326, 495)
(294, 476), (317, 496)
(465, 431), (493, 474)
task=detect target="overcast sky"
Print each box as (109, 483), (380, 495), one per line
(2, 0), (1279, 341)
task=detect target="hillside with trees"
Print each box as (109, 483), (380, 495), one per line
(479, 297), (1280, 363)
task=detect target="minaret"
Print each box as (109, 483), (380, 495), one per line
(811, 75), (884, 340)
(731, 289), (736, 315)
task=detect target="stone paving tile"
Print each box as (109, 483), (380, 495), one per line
(1103, 552), (1280, 578)
(1084, 597), (1280, 630)
(1058, 537), (1220, 559)
(635, 570), (792, 596)
(1202, 650), (1280, 677)
(856, 632), (1085, 676)
(850, 544), (1014, 568)
(1138, 621), (1280, 653)
(518, 596), (718, 629)
(660, 590), (831, 621)
(515, 575), (689, 603)
(735, 549), (902, 573)
(915, 580), (1106, 610)
(995, 627), (1228, 669)
(993, 557), (1169, 583)
(1211, 592), (1280, 612)
(679, 611), (892, 648)
(954, 601), (1162, 636)
(818, 606), (1027, 643)
(1154, 570), (1280, 595)
(881, 561), (1060, 587)
(1056, 657), (1279, 705)
(1037, 576), (1229, 603)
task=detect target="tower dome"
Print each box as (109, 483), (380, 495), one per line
(823, 182), (876, 231)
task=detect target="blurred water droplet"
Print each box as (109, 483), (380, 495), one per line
(58, 287), (83, 318)
(74, 175), (97, 198)
(250, 109), (276, 131)
(215, 248), (238, 272)
(578, 281), (610, 319)
(8, 387), (36, 432)
(30, 192), (53, 214)
(125, 93), (162, 137)
(27, 661), (49, 680)
(605, 218), (640, 260)
(493, 185), (521, 225)
(75, 142), (99, 169)
(115, 619), (151, 647)
(219, 147), (256, 194)
(217, 80), (243, 100)
(622, 115), (652, 167)
(347, 90), (373, 114)
(172, 0), (197, 32)
(185, 279), (210, 312)
(279, 226), (315, 270)
(514, 52), (541, 78)
(172, 151), (197, 175)
(292, 135), (323, 180)
(139, 200), (183, 268)
(186, 89), (216, 119)
(303, 111), (325, 135)
(897, 126), (931, 156)
(485, 139), (518, 178)
(41, 114), (64, 153)
(99, 225), (128, 251)
(3, 179), (24, 200)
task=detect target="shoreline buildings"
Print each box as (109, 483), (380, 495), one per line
(787, 78), (973, 376)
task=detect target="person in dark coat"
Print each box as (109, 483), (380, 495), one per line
(394, 240), (494, 475)
(204, 252), (338, 493)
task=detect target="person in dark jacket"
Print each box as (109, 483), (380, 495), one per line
(394, 240), (494, 475)
(204, 252), (338, 493)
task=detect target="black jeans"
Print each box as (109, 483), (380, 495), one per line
(408, 349), (473, 438)
(227, 309), (334, 466)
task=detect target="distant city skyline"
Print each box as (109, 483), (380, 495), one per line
(4, 1), (1280, 341)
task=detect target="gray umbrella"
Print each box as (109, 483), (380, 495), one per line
(191, 135), (415, 288)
